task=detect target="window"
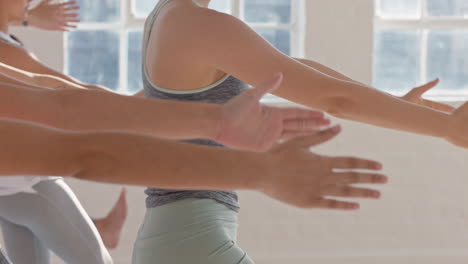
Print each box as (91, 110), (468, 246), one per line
(65, 0), (305, 95)
(374, 0), (468, 100)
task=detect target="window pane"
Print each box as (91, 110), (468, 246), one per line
(74, 0), (120, 23)
(373, 30), (421, 93)
(376, 0), (421, 19)
(256, 29), (290, 55)
(128, 31), (144, 94)
(426, 30), (468, 93)
(426, 0), (468, 17)
(244, 0), (291, 24)
(133, 0), (232, 17)
(66, 30), (120, 90)
(134, 0), (159, 17)
(209, 0), (232, 13)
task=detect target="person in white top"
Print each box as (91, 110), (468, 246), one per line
(0, 1), (127, 263)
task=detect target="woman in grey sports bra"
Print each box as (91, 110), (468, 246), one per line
(133, 1), (256, 263)
(132, 0), (468, 263)
(132, 1), (383, 264)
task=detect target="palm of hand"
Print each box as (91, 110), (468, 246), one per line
(264, 148), (328, 207)
(217, 95), (283, 151)
(215, 73), (328, 151)
(29, 0), (79, 31)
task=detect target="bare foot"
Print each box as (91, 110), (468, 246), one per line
(95, 188), (128, 249)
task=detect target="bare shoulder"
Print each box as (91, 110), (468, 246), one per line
(190, 8), (249, 39)
(160, 6), (248, 47)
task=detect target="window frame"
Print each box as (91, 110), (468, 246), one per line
(64, 0), (305, 95)
(374, 0), (468, 101)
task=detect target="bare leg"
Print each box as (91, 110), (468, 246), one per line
(94, 188), (128, 249)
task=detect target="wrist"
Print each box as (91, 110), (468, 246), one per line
(236, 151), (271, 191)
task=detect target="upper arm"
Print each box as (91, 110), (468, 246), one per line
(187, 12), (350, 110)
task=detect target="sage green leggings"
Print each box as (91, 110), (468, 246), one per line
(132, 199), (254, 264)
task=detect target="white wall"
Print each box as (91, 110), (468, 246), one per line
(7, 0), (468, 263)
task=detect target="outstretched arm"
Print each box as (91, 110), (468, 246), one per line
(0, 73), (327, 150)
(0, 119), (387, 210)
(294, 58), (454, 113)
(183, 10), (464, 145)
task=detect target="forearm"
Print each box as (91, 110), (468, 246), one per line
(0, 119), (77, 177)
(0, 118), (262, 190)
(277, 68), (450, 138)
(294, 58), (365, 85)
(55, 88), (221, 140)
(0, 80), (221, 140)
(73, 130), (262, 190)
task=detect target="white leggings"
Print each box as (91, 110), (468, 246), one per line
(0, 179), (112, 264)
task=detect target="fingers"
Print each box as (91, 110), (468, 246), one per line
(281, 131), (319, 142)
(330, 172), (388, 185)
(249, 72), (283, 101)
(315, 199), (360, 210)
(323, 186), (381, 199)
(410, 78), (439, 96)
(276, 108), (330, 137)
(61, 5), (80, 12)
(55, 1), (79, 9)
(283, 118), (330, 131)
(327, 156), (383, 170)
(62, 12), (80, 19)
(286, 125), (341, 147)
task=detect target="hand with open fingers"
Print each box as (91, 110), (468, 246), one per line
(216, 73), (331, 151)
(258, 125), (387, 210)
(28, 0), (80, 31)
(401, 79), (455, 113)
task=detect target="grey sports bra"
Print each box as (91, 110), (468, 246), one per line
(142, 0), (249, 212)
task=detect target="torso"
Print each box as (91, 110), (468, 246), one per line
(142, 0), (250, 211)
(144, 0), (228, 92)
